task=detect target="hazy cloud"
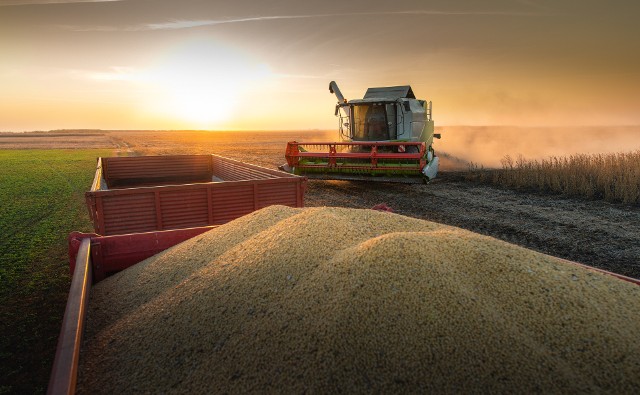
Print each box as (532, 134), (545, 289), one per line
(73, 66), (139, 82)
(274, 73), (324, 80)
(59, 9), (549, 31)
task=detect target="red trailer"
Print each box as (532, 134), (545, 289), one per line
(86, 154), (306, 235)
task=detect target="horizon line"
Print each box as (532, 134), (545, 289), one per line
(3, 124), (640, 133)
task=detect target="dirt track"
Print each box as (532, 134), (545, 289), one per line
(305, 173), (640, 279)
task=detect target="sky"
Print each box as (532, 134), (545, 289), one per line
(1, 0), (639, 131)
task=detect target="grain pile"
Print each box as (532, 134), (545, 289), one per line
(78, 206), (640, 393)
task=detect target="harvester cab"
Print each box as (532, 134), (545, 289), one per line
(282, 81), (441, 183)
(331, 81), (435, 147)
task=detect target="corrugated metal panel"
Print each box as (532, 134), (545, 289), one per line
(160, 189), (209, 229)
(101, 193), (157, 235)
(104, 155), (212, 187)
(211, 184), (255, 224)
(212, 157), (277, 181)
(257, 182), (298, 208)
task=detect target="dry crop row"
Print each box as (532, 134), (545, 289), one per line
(468, 151), (640, 204)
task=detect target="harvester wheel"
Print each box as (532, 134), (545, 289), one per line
(406, 145), (420, 154)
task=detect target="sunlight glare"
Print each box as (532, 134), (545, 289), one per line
(144, 39), (271, 129)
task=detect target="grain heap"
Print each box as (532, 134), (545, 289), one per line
(78, 206), (640, 393)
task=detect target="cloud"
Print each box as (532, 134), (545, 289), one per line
(59, 9), (550, 31)
(274, 73), (324, 80)
(0, 0), (122, 5)
(145, 16), (296, 31)
(68, 66), (141, 82)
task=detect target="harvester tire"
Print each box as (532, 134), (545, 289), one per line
(406, 145), (420, 154)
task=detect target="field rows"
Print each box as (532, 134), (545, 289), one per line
(0, 149), (110, 394)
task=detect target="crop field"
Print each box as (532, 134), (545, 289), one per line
(468, 151), (640, 204)
(1, 130), (639, 394)
(0, 149), (110, 394)
(0, 131), (113, 149)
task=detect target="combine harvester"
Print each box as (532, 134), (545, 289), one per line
(281, 81), (441, 183)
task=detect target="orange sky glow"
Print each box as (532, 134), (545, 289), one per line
(1, 0), (639, 131)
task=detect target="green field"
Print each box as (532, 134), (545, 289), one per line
(0, 149), (110, 394)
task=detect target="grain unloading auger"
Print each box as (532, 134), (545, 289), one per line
(280, 81), (441, 183)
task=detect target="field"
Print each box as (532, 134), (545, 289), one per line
(0, 131), (113, 150)
(0, 149), (110, 394)
(1, 129), (639, 393)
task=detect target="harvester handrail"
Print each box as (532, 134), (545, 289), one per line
(288, 141), (424, 146)
(285, 141), (427, 171)
(293, 152), (423, 160)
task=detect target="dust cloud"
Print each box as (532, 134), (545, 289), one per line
(435, 125), (640, 169)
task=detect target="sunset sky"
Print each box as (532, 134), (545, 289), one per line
(1, 0), (639, 131)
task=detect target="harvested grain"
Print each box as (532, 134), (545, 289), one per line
(78, 205), (640, 393)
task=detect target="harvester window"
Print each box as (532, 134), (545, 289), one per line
(352, 104), (391, 141)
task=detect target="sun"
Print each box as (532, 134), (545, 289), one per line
(164, 73), (235, 128)
(144, 39), (271, 129)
